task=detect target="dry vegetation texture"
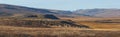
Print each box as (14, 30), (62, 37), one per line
(0, 26), (120, 37)
(0, 18), (119, 37)
(77, 21), (120, 29)
(0, 19), (89, 28)
(65, 17), (120, 29)
(0, 4), (120, 37)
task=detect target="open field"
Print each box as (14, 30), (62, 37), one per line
(0, 26), (120, 37)
(76, 21), (120, 29)
(0, 17), (119, 37)
(61, 17), (120, 29)
(0, 3), (120, 37)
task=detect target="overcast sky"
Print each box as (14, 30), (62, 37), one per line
(0, 0), (120, 10)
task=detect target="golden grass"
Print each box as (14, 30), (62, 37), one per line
(61, 17), (120, 29)
(0, 25), (120, 37)
(0, 17), (119, 37)
(76, 21), (120, 29)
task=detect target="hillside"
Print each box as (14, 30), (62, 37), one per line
(0, 4), (90, 28)
(0, 4), (72, 17)
(74, 9), (120, 17)
(0, 4), (120, 18)
(0, 18), (89, 28)
(0, 4), (120, 37)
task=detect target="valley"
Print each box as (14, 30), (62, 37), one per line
(0, 17), (119, 37)
(0, 4), (119, 37)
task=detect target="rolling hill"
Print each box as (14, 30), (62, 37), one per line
(74, 9), (120, 17)
(0, 4), (120, 37)
(0, 4), (120, 18)
(0, 4), (90, 28)
(0, 4), (72, 17)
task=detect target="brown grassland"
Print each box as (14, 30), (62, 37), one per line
(0, 17), (120, 37)
(62, 17), (120, 29)
(0, 26), (120, 37)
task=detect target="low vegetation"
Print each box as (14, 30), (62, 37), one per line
(70, 18), (120, 29)
(0, 18), (89, 28)
(0, 26), (120, 37)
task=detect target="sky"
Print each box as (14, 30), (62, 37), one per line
(0, 0), (120, 10)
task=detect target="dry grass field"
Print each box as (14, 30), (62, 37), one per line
(0, 26), (120, 37)
(0, 17), (120, 37)
(76, 21), (120, 29)
(61, 17), (120, 29)
(0, 4), (120, 37)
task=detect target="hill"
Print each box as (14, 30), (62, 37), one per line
(0, 4), (90, 28)
(0, 4), (120, 37)
(0, 4), (120, 18)
(74, 9), (120, 17)
(0, 4), (72, 17)
(0, 18), (89, 28)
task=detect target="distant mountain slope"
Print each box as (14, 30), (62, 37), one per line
(0, 4), (89, 28)
(0, 4), (120, 18)
(74, 9), (120, 17)
(0, 4), (72, 17)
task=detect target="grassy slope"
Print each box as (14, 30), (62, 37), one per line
(0, 17), (120, 37)
(0, 18), (89, 28)
(61, 17), (120, 29)
(76, 21), (120, 29)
